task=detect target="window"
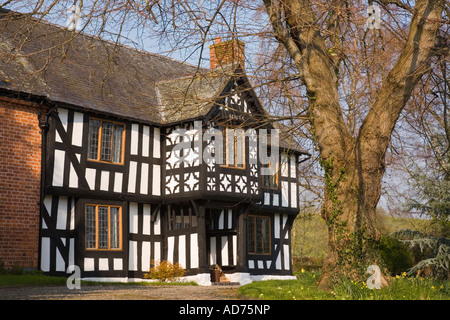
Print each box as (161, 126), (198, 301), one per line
(167, 205), (197, 230)
(85, 205), (122, 250)
(262, 161), (279, 189)
(223, 127), (245, 168)
(88, 118), (125, 164)
(247, 215), (271, 255)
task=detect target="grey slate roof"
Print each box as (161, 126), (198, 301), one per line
(0, 9), (199, 123)
(0, 9), (309, 155)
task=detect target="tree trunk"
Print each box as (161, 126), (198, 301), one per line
(264, 0), (444, 290)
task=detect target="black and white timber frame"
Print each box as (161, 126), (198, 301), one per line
(38, 76), (308, 285)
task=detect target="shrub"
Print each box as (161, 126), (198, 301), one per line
(378, 236), (414, 276)
(144, 260), (185, 282)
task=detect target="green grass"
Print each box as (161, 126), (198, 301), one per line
(0, 273), (67, 287)
(238, 271), (450, 300)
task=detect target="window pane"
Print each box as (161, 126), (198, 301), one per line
(263, 217), (270, 254)
(100, 122), (113, 162)
(110, 207), (120, 249)
(112, 124), (123, 163)
(247, 217), (255, 254)
(86, 206), (96, 249)
(88, 120), (100, 160)
(98, 206), (109, 249)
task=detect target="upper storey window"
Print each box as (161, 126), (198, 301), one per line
(223, 127), (245, 168)
(88, 118), (125, 164)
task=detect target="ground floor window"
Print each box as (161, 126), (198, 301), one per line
(247, 215), (271, 255)
(85, 204), (122, 250)
(167, 204), (197, 230)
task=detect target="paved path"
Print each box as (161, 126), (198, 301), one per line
(0, 284), (244, 300)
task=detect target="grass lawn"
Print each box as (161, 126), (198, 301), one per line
(0, 273), (67, 287)
(238, 271), (450, 300)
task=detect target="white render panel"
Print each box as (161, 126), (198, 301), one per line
(274, 214), (280, 239)
(40, 237), (50, 272)
(153, 211), (161, 235)
(190, 233), (199, 269)
(113, 258), (123, 270)
(264, 192), (270, 205)
(142, 125), (150, 157)
(232, 235), (237, 265)
(281, 181), (289, 207)
(85, 168), (96, 190)
(56, 196), (67, 230)
(153, 127), (161, 158)
(152, 164), (161, 196)
(52, 149), (65, 187)
(114, 172), (123, 193)
(221, 236), (229, 266)
(167, 236), (175, 264)
(99, 258), (109, 271)
(142, 241), (151, 272)
(281, 153), (289, 177)
(70, 199), (75, 230)
(142, 204), (151, 235)
(290, 154), (296, 178)
(128, 161), (137, 193)
(179, 235), (186, 269)
(58, 108), (68, 132)
(275, 245), (281, 270)
(69, 238), (75, 266)
(129, 202), (138, 234)
(209, 237), (216, 265)
(84, 258), (95, 271)
(283, 214), (288, 239)
(283, 244), (290, 270)
(273, 194), (279, 206)
(131, 123), (139, 155)
(290, 182), (297, 208)
(72, 111), (84, 147)
(100, 170), (110, 191)
(129, 241), (138, 271)
(154, 242), (161, 262)
(140, 163), (149, 195)
(69, 161), (77, 188)
(218, 210), (224, 230)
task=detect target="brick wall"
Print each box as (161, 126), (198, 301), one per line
(0, 96), (43, 269)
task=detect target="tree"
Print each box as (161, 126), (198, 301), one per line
(262, 0), (448, 289)
(1, 0), (449, 290)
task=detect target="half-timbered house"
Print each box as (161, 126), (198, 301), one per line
(0, 9), (309, 285)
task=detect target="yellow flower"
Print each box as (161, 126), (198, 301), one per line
(431, 286), (435, 290)
(301, 268), (305, 273)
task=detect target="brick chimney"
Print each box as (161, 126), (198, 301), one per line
(209, 37), (245, 69)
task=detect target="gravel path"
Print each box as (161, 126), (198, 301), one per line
(0, 284), (244, 300)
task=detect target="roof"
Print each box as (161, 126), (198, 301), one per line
(0, 9), (309, 155)
(0, 9), (199, 123)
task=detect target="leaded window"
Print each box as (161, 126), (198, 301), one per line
(85, 205), (122, 250)
(87, 118), (125, 164)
